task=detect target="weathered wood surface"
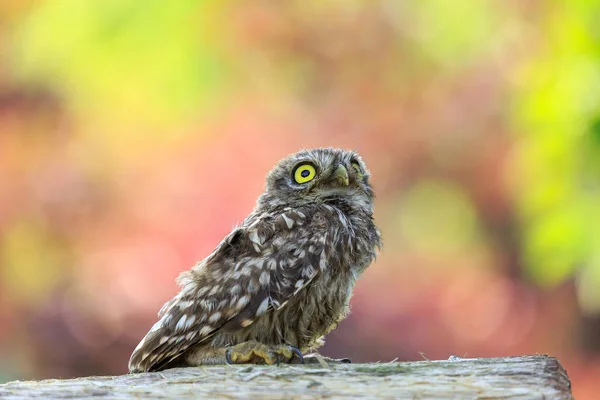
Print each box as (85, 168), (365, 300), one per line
(0, 355), (572, 399)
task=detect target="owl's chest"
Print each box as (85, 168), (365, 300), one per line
(301, 265), (356, 317)
(319, 206), (376, 272)
(277, 265), (356, 349)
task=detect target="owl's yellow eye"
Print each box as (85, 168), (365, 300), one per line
(351, 162), (363, 178)
(294, 164), (316, 184)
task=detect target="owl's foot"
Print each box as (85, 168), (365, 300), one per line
(225, 340), (304, 365)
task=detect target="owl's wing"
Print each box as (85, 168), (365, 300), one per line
(128, 208), (329, 372)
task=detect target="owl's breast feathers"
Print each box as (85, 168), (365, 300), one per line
(128, 203), (380, 372)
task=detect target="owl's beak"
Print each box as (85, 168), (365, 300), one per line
(331, 164), (350, 186)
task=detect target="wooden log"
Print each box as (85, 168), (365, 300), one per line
(0, 355), (572, 399)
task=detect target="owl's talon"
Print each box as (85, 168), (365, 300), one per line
(288, 346), (304, 364)
(225, 348), (233, 364)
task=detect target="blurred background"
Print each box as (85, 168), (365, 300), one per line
(0, 0), (599, 398)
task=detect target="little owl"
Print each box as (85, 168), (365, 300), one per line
(128, 148), (381, 372)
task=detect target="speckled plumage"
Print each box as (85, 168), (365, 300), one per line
(128, 148), (381, 373)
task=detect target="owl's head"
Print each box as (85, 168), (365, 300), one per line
(257, 148), (375, 212)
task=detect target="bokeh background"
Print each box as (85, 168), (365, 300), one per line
(1, 0), (599, 398)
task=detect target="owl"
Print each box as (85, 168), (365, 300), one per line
(128, 148), (381, 372)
